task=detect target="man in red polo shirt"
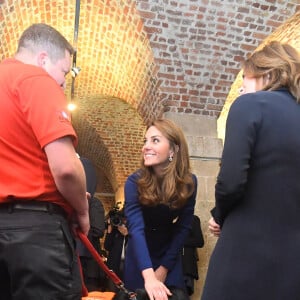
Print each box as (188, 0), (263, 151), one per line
(0, 23), (89, 300)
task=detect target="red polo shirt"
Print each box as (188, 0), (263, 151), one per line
(0, 58), (77, 214)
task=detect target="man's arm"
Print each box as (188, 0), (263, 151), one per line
(44, 136), (90, 234)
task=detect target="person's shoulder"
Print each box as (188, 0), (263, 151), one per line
(90, 196), (104, 209)
(234, 89), (287, 106)
(234, 92), (260, 105)
(1, 58), (17, 66)
(259, 88), (294, 103)
(1, 58), (49, 84)
(6, 58), (46, 76)
(126, 170), (141, 182)
(125, 170), (144, 195)
(191, 173), (198, 185)
(193, 214), (200, 222)
(229, 92), (265, 115)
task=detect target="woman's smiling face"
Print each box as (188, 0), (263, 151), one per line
(142, 125), (173, 175)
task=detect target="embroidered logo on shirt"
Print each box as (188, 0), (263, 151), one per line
(57, 110), (71, 123)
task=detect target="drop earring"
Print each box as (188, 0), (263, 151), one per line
(168, 156), (173, 162)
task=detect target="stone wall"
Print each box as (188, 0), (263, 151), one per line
(165, 112), (222, 299)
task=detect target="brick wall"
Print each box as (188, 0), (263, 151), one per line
(137, 0), (299, 116)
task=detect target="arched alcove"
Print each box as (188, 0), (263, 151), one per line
(217, 11), (300, 142)
(72, 96), (145, 197)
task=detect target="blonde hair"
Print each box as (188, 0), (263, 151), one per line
(242, 41), (300, 102)
(137, 118), (195, 209)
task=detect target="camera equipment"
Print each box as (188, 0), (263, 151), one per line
(105, 202), (125, 228)
(109, 209), (124, 227)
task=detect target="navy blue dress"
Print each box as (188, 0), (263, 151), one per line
(123, 172), (197, 291)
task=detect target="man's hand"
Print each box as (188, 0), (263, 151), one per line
(71, 192), (90, 235)
(75, 209), (90, 235)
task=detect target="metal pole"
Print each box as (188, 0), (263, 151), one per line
(71, 0), (80, 100)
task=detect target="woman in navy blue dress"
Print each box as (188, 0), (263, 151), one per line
(124, 118), (197, 300)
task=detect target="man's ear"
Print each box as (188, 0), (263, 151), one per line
(37, 51), (48, 67)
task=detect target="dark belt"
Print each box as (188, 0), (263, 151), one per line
(0, 201), (66, 216)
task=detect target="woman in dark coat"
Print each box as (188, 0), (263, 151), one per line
(124, 119), (197, 300)
(201, 41), (300, 300)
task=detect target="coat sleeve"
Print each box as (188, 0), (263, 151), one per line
(184, 215), (204, 248)
(89, 197), (105, 239)
(160, 175), (197, 270)
(213, 94), (262, 227)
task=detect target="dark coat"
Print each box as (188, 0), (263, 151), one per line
(77, 157), (105, 257)
(124, 172), (197, 291)
(202, 89), (300, 300)
(182, 214), (204, 279)
(182, 215), (204, 295)
(104, 226), (128, 279)
(77, 157), (105, 291)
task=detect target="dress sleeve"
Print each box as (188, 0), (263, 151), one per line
(124, 173), (153, 272)
(214, 94), (262, 226)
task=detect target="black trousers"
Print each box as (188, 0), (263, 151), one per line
(0, 204), (82, 300)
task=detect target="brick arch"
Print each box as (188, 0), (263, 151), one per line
(72, 95), (145, 193)
(217, 11), (300, 141)
(1, 0), (299, 119)
(73, 117), (117, 191)
(0, 0), (161, 204)
(72, 0), (163, 123)
(1, 0), (299, 208)
(0, 0), (162, 124)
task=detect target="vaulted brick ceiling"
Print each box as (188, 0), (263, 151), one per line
(0, 0), (299, 206)
(0, 0), (162, 203)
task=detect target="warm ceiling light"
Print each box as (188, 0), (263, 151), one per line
(67, 102), (77, 111)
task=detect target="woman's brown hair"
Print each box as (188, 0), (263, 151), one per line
(242, 41), (300, 102)
(137, 118), (195, 209)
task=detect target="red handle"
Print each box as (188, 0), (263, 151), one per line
(76, 229), (123, 286)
